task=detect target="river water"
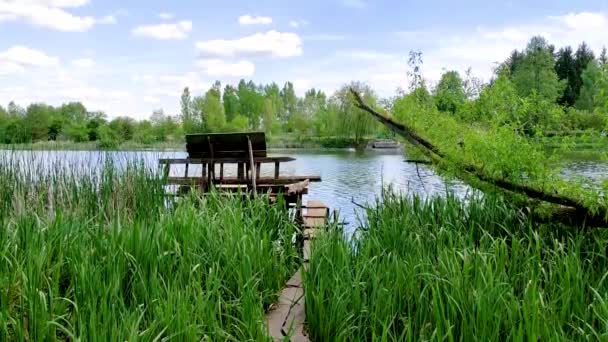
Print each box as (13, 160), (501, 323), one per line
(1, 149), (605, 230)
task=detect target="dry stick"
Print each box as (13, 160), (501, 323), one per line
(349, 88), (607, 225)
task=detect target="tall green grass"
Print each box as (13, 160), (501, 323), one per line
(0, 155), (299, 340)
(306, 193), (608, 341)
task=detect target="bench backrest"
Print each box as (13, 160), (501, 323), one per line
(186, 132), (267, 159)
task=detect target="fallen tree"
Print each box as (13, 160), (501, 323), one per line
(350, 88), (608, 227)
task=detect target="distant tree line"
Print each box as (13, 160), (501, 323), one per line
(0, 101), (181, 148)
(0, 80), (385, 148)
(179, 79), (383, 145)
(399, 37), (608, 136)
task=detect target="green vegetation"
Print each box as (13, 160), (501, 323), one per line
(306, 193), (608, 341)
(0, 81), (385, 149)
(0, 156), (299, 340)
(389, 37), (608, 214)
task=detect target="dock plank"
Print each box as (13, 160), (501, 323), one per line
(303, 217), (326, 228)
(265, 200), (327, 342)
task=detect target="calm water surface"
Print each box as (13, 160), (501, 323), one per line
(2, 149), (606, 231)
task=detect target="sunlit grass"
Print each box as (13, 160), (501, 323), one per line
(0, 154), (299, 340)
(306, 192), (608, 341)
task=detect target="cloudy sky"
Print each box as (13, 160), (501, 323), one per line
(1, 0), (608, 119)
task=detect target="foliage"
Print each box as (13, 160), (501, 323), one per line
(434, 70), (467, 114)
(512, 36), (563, 102)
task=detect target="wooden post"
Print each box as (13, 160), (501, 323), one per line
(208, 162), (214, 187)
(207, 137), (215, 188)
(220, 163), (224, 181)
(256, 162), (261, 180)
(201, 163), (207, 191)
(247, 136), (257, 197)
(274, 162), (280, 180)
(184, 162), (189, 178)
(238, 163), (244, 180)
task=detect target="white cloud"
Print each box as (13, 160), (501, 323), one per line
(0, 67), (144, 118)
(238, 14), (272, 25)
(19, 0), (90, 8)
(196, 59), (255, 77)
(98, 15), (116, 24)
(340, 0), (367, 9)
(0, 1), (96, 31)
(143, 95), (161, 104)
(132, 20), (193, 40)
(551, 12), (607, 31)
(196, 30), (302, 58)
(289, 19), (308, 28)
(71, 58), (94, 68)
(159, 12), (174, 20)
(133, 72), (210, 98)
(0, 46), (59, 75)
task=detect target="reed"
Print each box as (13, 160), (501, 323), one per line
(306, 192), (608, 341)
(0, 154), (299, 341)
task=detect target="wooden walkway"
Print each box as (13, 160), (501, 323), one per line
(265, 200), (328, 341)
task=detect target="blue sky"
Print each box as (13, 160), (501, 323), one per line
(1, 0), (608, 118)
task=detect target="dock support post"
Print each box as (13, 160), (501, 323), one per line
(274, 162), (280, 180)
(247, 136), (257, 196)
(238, 163), (244, 181)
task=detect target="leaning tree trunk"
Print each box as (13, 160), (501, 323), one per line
(349, 88), (608, 227)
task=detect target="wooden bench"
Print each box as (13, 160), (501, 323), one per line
(159, 132), (320, 197)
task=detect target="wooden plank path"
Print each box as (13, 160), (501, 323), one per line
(266, 200), (328, 341)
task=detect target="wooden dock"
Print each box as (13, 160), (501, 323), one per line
(160, 132), (321, 209)
(158, 132), (328, 340)
(265, 200), (328, 341)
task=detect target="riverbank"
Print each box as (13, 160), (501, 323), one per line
(542, 134), (608, 160)
(0, 135), (391, 151)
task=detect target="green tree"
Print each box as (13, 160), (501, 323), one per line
(504, 50), (525, 76)
(24, 103), (54, 141)
(280, 82), (298, 124)
(181, 87), (197, 133)
(577, 60), (605, 112)
(264, 83), (282, 131)
(262, 98), (276, 134)
(331, 82), (379, 145)
(202, 82), (225, 132)
(133, 120), (155, 144)
(86, 112), (107, 141)
(555, 46), (578, 106)
(434, 71), (467, 114)
(109, 117), (135, 142)
(600, 47), (608, 67)
(238, 80), (264, 129)
(228, 115), (249, 131)
(223, 85), (240, 123)
(470, 73), (519, 123)
(512, 36), (563, 102)
(574, 42), (596, 101)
